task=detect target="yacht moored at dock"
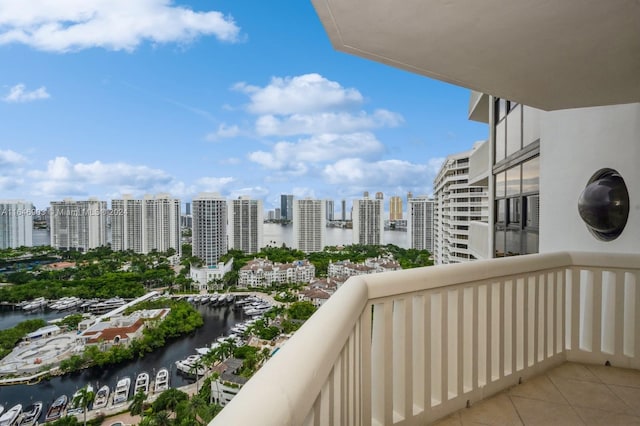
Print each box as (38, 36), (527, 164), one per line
(45, 395), (67, 422)
(92, 385), (110, 410)
(154, 368), (169, 393)
(134, 372), (150, 395)
(0, 404), (21, 426)
(18, 401), (42, 426)
(112, 377), (131, 405)
(67, 384), (94, 415)
(175, 354), (206, 376)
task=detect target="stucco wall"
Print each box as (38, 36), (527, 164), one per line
(540, 103), (640, 253)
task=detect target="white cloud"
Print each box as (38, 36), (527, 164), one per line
(234, 73), (363, 115)
(0, 176), (24, 190)
(255, 109), (403, 136)
(323, 158), (432, 188)
(28, 156), (174, 197)
(2, 83), (50, 103)
(197, 176), (235, 192)
(0, 149), (27, 166)
(205, 123), (240, 141)
(228, 186), (269, 200)
(248, 133), (384, 173)
(0, 0), (241, 52)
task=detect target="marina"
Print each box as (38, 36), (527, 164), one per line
(0, 298), (250, 424)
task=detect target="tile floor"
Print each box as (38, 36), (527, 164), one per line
(433, 362), (640, 425)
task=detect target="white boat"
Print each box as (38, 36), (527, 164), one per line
(134, 372), (150, 395)
(112, 377), (131, 405)
(175, 354), (206, 376)
(154, 368), (169, 393)
(225, 294), (235, 303)
(22, 297), (47, 311)
(0, 404), (21, 426)
(89, 297), (126, 314)
(92, 385), (110, 410)
(67, 384), (94, 415)
(18, 401), (42, 426)
(195, 342), (219, 356)
(45, 395), (67, 422)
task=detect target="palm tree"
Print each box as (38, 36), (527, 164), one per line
(150, 410), (171, 426)
(73, 385), (95, 426)
(129, 389), (147, 416)
(189, 357), (206, 393)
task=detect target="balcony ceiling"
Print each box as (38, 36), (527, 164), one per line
(311, 0), (640, 111)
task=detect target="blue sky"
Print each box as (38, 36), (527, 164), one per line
(0, 0), (487, 212)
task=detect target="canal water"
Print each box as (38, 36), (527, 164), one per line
(0, 303), (246, 422)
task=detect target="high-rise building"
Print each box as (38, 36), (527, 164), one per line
(275, 208), (281, 220)
(0, 200), (34, 249)
(375, 192), (384, 200)
(50, 198), (107, 252)
(352, 195), (384, 245)
(280, 194), (294, 221)
(185, 202), (191, 215)
(408, 196), (435, 252)
(433, 142), (489, 264)
(111, 194), (181, 255)
(228, 197), (263, 254)
(293, 199), (326, 253)
(389, 196), (403, 221)
(341, 199), (346, 221)
(192, 193), (228, 266)
(325, 200), (334, 221)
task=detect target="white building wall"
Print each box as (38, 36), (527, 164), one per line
(293, 199), (326, 252)
(352, 198), (384, 245)
(539, 103), (640, 253)
(228, 197), (263, 254)
(0, 200), (33, 249)
(50, 199), (107, 251)
(193, 193), (228, 266)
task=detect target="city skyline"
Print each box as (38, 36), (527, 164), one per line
(0, 1), (486, 211)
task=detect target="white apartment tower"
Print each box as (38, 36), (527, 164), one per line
(433, 142), (489, 264)
(408, 196), (435, 252)
(50, 198), (107, 252)
(192, 193), (228, 266)
(228, 196), (263, 254)
(352, 195), (384, 245)
(0, 200), (34, 249)
(293, 199), (326, 253)
(111, 194), (181, 255)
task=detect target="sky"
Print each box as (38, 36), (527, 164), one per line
(0, 0), (488, 212)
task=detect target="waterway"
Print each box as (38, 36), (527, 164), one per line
(0, 303), (246, 422)
(263, 223), (408, 248)
(33, 225), (409, 250)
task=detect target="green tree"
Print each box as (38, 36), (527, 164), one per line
(129, 389), (147, 416)
(72, 385), (95, 426)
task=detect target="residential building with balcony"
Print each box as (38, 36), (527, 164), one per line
(328, 257), (401, 280)
(408, 196), (435, 253)
(212, 2), (640, 425)
(352, 194), (384, 245)
(293, 198), (326, 253)
(228, 196), (263, 254)
(50, 198), (107, 252)
(238, 258), (316, 288)
(111, 194), (181, 255)
(192, 193), (227, 266)
(0, 200), (34, 249)
(433, 142), (489, 264)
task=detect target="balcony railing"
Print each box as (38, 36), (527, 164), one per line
(211, 252), (640, 426)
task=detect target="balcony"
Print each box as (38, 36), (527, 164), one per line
(211, 252), (640, 425)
